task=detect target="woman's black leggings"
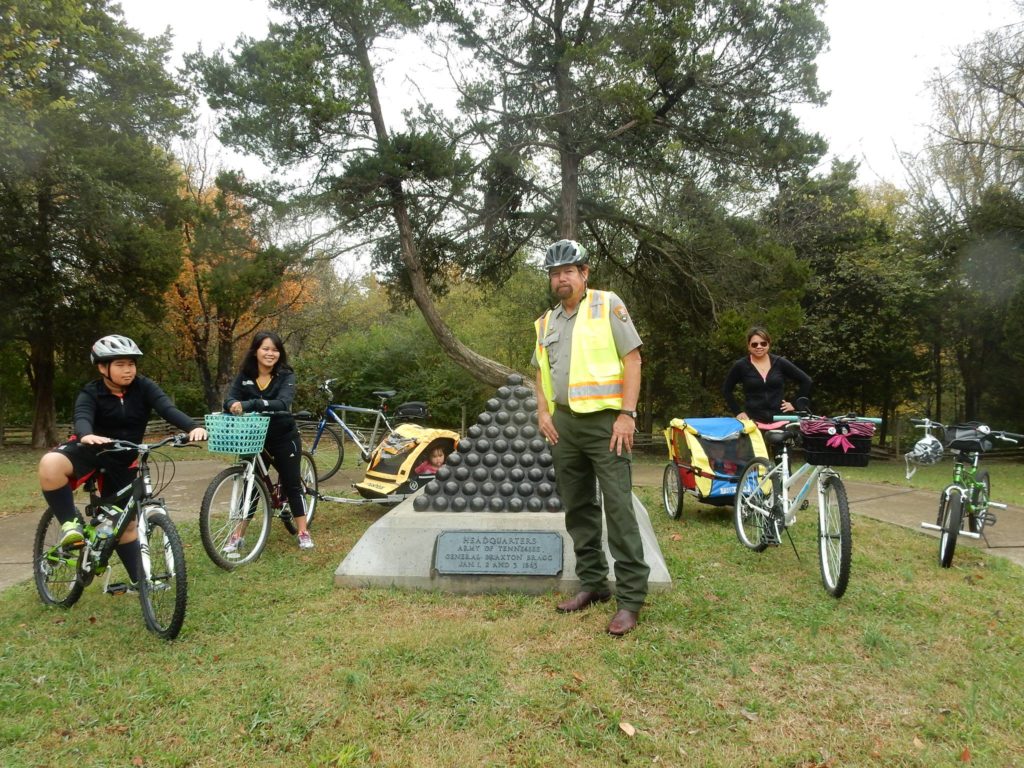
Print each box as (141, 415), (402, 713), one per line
(266, 432), (306, 518)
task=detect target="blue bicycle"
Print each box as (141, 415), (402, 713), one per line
(300, 380), (429, 482)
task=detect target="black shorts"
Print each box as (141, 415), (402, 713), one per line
(50, 440), (138, 499)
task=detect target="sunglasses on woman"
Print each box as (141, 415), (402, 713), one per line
(749, 341), (769, 348)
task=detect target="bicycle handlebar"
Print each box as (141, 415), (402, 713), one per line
(98, 434), (193, 455)
(772, 413), (882, 425)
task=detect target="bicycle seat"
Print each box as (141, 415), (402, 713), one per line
(372, 389), (397, 399)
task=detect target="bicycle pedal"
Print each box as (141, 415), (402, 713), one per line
(104, 582), (134, 596)
(799, 500), (809, 511)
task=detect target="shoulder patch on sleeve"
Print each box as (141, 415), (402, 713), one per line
(613, 305), (630, 322)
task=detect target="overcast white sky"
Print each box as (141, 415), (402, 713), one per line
(118, 0), (1022, 187)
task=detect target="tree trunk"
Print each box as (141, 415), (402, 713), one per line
(29, 331), (59, 448)
(356, 33), (519, 390)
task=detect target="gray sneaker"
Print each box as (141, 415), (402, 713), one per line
(222, 535), (244, 557)
(297, 531), (314, 550)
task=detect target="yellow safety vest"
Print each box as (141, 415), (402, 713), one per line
(535, 290), (624, 414)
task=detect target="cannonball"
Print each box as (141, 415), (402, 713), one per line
(478, 411), (493, 425)
(509, 467), (525, 482)
(512, 412), (528, 425)
(529, 438), (546, 453)
(507, 373), (523, 386)
(495, 410), (511, 425)
(514, 385), (531, 399)
(496, 386), (511, 399)
(443, 480), (459, 496)
(472, 466), (489, 481)
(485, 425), (501, 438)
(450, 496), (468, 512)
(425, 480), (441, 495)
(530, 411), (538, 423)
(520, 425), (537, 438)
(511, 438), (527, 453)
(537, 452), (553, 467)
(499, 481), (515, 497)
(454, 466), (470, 481)
(536, 482), (553, 497)
(469, 496), (486, 511)
(523, 396), (537, 411)
(435, 466), (451, 481)
(432, 496), (449, 511)
(546, 467), (556, 480)
(507, 497), (525, 512)
(490, 467), (507, 482)
(482, 452), (499, 467)
(480, 481), (496, 496)
(505, 398), (520, 411)
(527, 467), (544, 482)
(517, 482), (534, 497)
(547, 497), (563, 512)
(413, 495), (431, 511)
(500, 453), (517, 467)
(446, 452), (463, 467)
(458, 438), (473, 453)
(488, 497), (506, 512)
(519, 453), (535, 467)
(526, 497), (543, 512)
(503, 425), (518, 438)
(463, 481), (479, 496)
(467, 424), (483, 438)
(486, 398), (501, 412)
(492, 438), (509, 453)
(464, 452), (481, 467)
(474, 438), (491, 452)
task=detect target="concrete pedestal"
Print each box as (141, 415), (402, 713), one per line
(334, 492), (672, 595)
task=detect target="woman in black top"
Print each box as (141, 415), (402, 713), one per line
(224, 331), (313, 550)
(722, 326), (812, 424)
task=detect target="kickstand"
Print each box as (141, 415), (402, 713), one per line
(785, 526), (800, 561)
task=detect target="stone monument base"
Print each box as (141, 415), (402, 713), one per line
(334, 492), (673, 595)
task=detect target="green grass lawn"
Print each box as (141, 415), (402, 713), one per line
(2, 475), (1023, 767)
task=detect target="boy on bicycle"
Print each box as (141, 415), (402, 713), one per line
(37, 335), (207, 586)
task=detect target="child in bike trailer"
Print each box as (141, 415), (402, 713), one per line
(224, 331), (314, 550)
(414, 445), (447, 476)
(37, 335), (208, 586)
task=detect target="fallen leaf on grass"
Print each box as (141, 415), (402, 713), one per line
(913, 736), (924, 749)
(132, 757), (144, 767)
(961, 747), (971, 762)
(670, 533), (682, 542)
(619, 722), (636, 737)
(740, 709), (759, 722)
(703, 593), (720, 602)
(572, 672), (585, 683)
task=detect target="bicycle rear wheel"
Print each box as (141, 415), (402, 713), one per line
(33, 508), (85, 608)
(968, 470), (990, 534)
(138, 510), (187, 640)
(281, 450), (319, 534)
(200, 466), (272, 570)
(818, 475), (851, 598)
(938, 487), (964, 568)
(734, 458), (773, 552)
(662, 463), (682, 519)
(301, 422), (343, 482)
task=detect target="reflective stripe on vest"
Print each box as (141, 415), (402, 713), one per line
(535, 290), (624, 414)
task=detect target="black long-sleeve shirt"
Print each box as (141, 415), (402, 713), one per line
(73, 376), (196, 444)
(721, 354), (813, 423)
(224, 368), (299, 442)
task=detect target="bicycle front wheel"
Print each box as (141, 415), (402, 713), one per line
(281, 450), (319, 534)
(968, 470), (990, 534)
(33, 508), (85, 608)
(200, 466), (272, 570)
(938, 487), (964, 568)
(138, 509), (187, 640)
(301, 422), (343, 482)
(818, 475), (851, 598)
(662, 463), (683, 519)
(734, 458), (773, 552)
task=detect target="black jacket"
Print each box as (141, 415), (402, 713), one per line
(73, 376), (196, 444)
(721, 354), (812, 423)
(224, 368), (299, 442)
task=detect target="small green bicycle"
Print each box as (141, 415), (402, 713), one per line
(908, 418), (1023, 568)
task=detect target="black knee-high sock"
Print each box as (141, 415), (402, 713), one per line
(42, 486), (77, 525)
(116, 540), (142, 583)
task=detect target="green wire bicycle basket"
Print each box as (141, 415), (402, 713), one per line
(205, 413), (271, 455)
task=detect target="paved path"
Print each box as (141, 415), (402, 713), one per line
(4, 460), (1023, 591)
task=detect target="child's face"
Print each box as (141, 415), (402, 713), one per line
(430, 448), (445, 466)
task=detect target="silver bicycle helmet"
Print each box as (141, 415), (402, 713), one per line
(90, 334), (144, 363)
(904, 433), (943, 479)
(543, 239), (588, 271)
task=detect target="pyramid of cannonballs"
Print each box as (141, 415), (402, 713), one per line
(412, 373), (562, 513)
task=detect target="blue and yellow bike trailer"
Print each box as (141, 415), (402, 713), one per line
(352, 424), (460, 501)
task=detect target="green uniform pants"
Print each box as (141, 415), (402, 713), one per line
(551, 409), (650, 611)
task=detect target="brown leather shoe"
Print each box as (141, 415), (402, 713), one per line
(556, 590), (612, 613)
(607, 609), (639, 636)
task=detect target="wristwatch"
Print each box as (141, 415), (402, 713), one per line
(619, 409), (637, 419)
